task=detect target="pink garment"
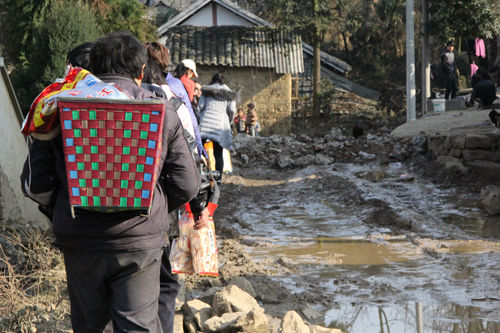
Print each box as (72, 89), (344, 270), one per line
(470, 63), (478, 77)
(475, 38), (486, 58)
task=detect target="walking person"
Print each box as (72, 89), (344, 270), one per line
(21, 32), (200, 333)
(199, 73), (236, 184)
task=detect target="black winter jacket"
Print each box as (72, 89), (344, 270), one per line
(21, 74), (200, 252)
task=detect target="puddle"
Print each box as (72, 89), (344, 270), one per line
(325, 303), (500, 333)
(232, 162), (500, 326)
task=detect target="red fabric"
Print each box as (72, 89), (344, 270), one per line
(185, 202), (218, 217)
(180, 75), (195, 102)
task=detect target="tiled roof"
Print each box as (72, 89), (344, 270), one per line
(163, 25), (304, 74)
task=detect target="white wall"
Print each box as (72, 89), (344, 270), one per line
(181, 3), (253, 27)
(0, 72), (49, 229)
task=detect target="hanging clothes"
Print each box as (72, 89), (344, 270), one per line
(475, 38), (486, 58)
(470, 63), (478, 77)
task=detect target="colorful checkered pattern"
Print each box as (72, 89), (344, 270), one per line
(58, 99), (165, 215)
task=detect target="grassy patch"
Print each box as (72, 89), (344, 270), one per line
(0, 227), (71, 332)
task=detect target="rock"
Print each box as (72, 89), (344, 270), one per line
(465, 134), (493, 150)
(326, 127), (344, 140)
(358, 151), (376, 161)
(281, 310), (310, 333)
(468, 161), (500, 181)
(480, 185), (500, 215)
(276, 155), (294, 169)
(183, 299), (212, 329)
(302, 305), (322, 322)
(199, 286), (223, 305)
(174, 311), (184, 333)
(204, 309), (268, 333)
(259, 294), (280, 304)
(212, 285), (264, 316)
(314, 154), (333, 165)
(240, 154), (249, 164)
(435, 155), (469, 174)
(411, 134), (427, 154)
(228, 276), (256, 297)
(310, 325), (344, 333)
(204, 312), (243, 332)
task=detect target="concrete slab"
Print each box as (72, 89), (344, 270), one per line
(391, 108), (498, 138)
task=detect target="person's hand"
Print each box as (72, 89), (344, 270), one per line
(193, 208), (211, 230)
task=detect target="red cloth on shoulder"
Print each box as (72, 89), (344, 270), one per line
(180, 75), (195, 102)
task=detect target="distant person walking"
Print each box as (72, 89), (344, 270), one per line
(441, 40), (458, 100)
(199, 73), (236, 183)
(245, 103), (261, 136)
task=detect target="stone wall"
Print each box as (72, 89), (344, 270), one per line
(427, 132), (500, 180)
(198, 66), (292, 135)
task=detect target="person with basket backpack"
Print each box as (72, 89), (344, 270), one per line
(21, 32), (200, 333)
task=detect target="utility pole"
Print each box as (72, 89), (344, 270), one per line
(406, 0), (416, 122)
(312, 0), (321, 118)
(421, 0), (430, 115)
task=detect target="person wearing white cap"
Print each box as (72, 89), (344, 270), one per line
(166, 59), (205, 157)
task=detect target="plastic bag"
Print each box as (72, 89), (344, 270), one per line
(191, 217), (218, 276)
(169, 211), (194, 274)
(169, 211), (219, 276)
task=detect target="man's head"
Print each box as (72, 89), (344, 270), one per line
(67, 42), (94, 69)
(145, 42), (169, 73)
(446, 40), (455, 52)
(247, 102), (255, 111)
(90, 31), (147, 80)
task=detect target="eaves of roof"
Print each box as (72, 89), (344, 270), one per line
(158, 0), (271, 35)
(164, 25), (304, 74)
(301, 42), (352, 74)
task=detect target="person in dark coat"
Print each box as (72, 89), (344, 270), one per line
(467, 68), (497, 107)
(441, 40), (458, 100)
(21, 32), (200, 333)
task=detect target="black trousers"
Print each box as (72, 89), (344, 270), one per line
(62, 247), (163, 333)
(445, 72), (458, 100)
(213, 140), (224, 181)
(158, 245), (180, 333)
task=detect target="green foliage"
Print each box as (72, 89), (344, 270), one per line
(0, 0), (50, 66)
(86, 0), (158, 41)
(9, 0), (101, 112)
(429, 0), (500, 41)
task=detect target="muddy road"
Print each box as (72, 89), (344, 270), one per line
(189, 133), (500, 333)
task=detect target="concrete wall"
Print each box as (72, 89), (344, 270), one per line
(198, 65), (292, 135)
(0, 71), (49, 229)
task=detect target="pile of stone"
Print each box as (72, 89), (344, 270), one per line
(176, 277), (342, 333)
(232, 128), (400, 171)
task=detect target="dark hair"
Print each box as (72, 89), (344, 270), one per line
(143, 57), (166, 85)
(67, 42), (94, 69)
(144, 42), (169, 72)
(210, 72), (224, 85)
(247, 102), (255, 110)
(478, 68), (492, 81)
(89, 31), (147, 79)
(173, 62), (189, 79)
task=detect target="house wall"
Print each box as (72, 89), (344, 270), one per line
(198, 66), (292, 135)
(0, 71), (49, 229)
(181, 3), (253, 27)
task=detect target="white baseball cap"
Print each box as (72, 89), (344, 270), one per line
(181, 59), (198, 77)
